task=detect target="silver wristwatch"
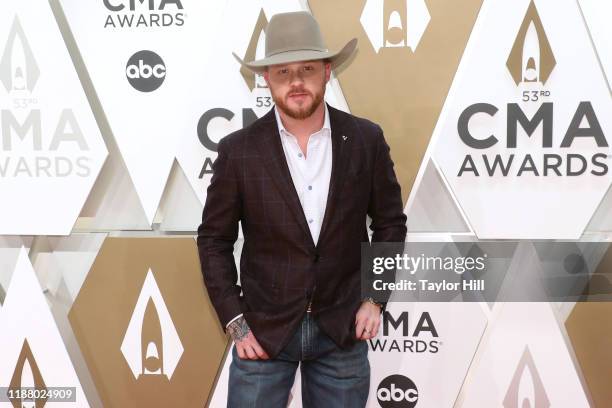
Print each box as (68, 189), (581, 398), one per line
(363, 296), (383, 308)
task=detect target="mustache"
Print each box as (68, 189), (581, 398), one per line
(287, 89), (311, 96)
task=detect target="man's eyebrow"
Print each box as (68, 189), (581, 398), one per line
(271, 60), (320, 69)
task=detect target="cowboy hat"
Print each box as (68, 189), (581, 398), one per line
(232, 11), (357, 74)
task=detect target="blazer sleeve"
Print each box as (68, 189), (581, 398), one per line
(366, 125), (408, 313)
(197, 137), (244, 330)
(367, 125), (407, 242)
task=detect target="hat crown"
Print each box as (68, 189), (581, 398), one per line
(265, 11), (327, 58)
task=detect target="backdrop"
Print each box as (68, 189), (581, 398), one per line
(0, 0), (610, 407)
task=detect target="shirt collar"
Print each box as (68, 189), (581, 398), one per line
(274, 102), (331, 138)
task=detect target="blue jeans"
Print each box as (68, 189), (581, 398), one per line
(227, 311), (370, 407)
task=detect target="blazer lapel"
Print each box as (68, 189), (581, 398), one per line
(252, 103), (352, 250)
(253, 107), (316, 248)
(317, 103), (351, 248)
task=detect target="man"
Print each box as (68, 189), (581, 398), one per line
(197, 11), (407, 407)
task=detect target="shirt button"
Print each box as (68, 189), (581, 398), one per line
(308, 185), (312, 190)
(308, 219), (314, 223)
(298, 153), (303, 158)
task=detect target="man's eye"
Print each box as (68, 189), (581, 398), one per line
(279, 69), (288, 74)
(304, 65), (313, 71)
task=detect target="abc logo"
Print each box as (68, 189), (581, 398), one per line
(377, 375), (418, 408)
(125, 50), (166, 92)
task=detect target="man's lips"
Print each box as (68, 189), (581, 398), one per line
(289, 92), (309, 98)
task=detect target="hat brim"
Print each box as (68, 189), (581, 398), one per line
(232, 38), (357, 74)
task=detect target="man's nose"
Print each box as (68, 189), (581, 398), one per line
(288, 69), (305, 85)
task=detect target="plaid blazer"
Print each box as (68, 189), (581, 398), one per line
(197, 102), (407, 359)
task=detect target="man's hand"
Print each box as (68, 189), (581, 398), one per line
(227, 316), (270, 360)
(355, 301), (382, 340)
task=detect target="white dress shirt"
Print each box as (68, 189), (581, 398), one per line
(226, 104), (333, 328)
(276, 103), (332, 246)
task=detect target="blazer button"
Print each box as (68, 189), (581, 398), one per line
(313, 253), (320, 262)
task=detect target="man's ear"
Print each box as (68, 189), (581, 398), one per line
(324, 61), (331, 82)
(262, 69), (271, 87)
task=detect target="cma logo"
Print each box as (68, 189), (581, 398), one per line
(457, 102), (608, 179)
(196, 108), (260, 178)
(1, 16), (92, 179)
(103, 0), (183, 11)
(198, 8), (275, 177)
(370, 311), (441, 354)
(0, 16), (39, 95)
(503, 346), (550, 408)
(103, 0), (184, 28)
(360, 0), (430, 53)
(506, 0), (555, 86)
(377, 374), (418, 408)
(456, 2), (607, 178)
(121, 269), (184, 380)
(8, 340), (49, 408)
(126, 50), (166, 92)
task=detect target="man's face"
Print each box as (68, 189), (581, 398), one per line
(263, 60), (330, 120)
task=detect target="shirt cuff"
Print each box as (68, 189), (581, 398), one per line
(225, 313), (244, 328)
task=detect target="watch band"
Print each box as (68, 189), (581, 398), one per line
(364, 296), (383, 308)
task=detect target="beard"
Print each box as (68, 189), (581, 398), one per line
(271, 82), (325, 120)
